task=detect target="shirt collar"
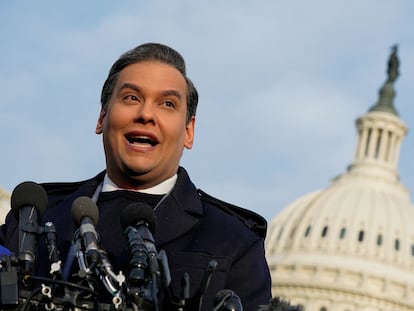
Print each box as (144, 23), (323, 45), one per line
(102, 173), (177, 195)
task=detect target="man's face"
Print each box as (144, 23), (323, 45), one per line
(96, 61), (195, 189)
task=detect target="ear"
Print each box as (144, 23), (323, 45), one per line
(184, 116), (195, 149)
(95, 109), (106, 134)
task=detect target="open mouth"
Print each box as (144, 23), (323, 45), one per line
(126, 135), (158, 147)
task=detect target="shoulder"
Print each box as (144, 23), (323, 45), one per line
(42, 171), (105, 194)
(40, 180), (88, 209)
(197, 189), (268, 239)
(41, 180), (89, 195)
(40, 171), (105, 206)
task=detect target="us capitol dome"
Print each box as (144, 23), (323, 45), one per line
(265, 46), (414, 311)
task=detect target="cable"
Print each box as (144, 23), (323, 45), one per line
(29, 275), (99, 296)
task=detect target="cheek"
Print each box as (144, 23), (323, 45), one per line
(165, 120), (188, 141)
(104, 109), (129, 130)
(101, 112), (128, 150)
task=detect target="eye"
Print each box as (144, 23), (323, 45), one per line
(126, 95), (138, 101)
(123, 94), (139, 104)
(162, 100), (176, 109)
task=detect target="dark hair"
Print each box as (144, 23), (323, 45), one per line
(100, 43), (198, 123)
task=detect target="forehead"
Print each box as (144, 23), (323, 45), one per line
(115, 61), (187, 94)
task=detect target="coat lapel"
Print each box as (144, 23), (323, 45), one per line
(154, 167), (203, 246)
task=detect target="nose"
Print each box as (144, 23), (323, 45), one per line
(135, 101), (155, 124)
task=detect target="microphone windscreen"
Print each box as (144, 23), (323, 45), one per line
(10, 181), (48, 218)
(120, 202), (156, 233)
(0, 245), (11, 256)
(71, 196), (99, 226)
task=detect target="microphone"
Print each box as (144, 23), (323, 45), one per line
(120, 203), (158, 276)
(120, 203), (160, 308)
(120, 202), (156, 248)
(213, 289), (243, 311)
(11, 181), (47, 281)
(0, 246), (11, 256)
(71, 196), (100, 269)
(72, 197), (125, 302)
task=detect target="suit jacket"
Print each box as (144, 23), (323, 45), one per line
(0, 167), (271, 310)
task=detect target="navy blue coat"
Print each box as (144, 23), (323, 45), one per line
(1, 167), (271, 310)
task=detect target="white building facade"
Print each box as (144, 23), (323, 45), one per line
(0, 188), (10, 224)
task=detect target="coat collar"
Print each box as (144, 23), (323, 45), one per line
(47, 167), (203, 246)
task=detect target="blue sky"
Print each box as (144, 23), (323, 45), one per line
(1, 1), (414, 221)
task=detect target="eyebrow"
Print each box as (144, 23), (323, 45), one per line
(119, 83), (183, 100)
(119, 83), (141, 94)
(160, 89), (183, 100)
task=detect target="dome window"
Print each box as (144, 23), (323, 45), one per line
(320, 307), (327, 311)
(358, 230), (364, 242)
(339, 227), (346, 239)
(321, 226), (328, 238)
(377, 234), (383, 246)
(365, 128), (372, 156)
(411, 245), (414, 256)
(385, 131), (392, 161)
(304, 225), (312, 237)
(375, 129), (383, 158)
(395, 239), (400, 251)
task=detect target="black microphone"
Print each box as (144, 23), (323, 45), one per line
(71, 196), (100, 269)
(120, 202), (157, 248)
(11, 181), (47, 281)
(120, 203), (158, 275)
(120, 202), (160, 308)
(213, 289), (243, 311)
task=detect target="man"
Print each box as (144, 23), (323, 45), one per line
(1, 43), (271, 310)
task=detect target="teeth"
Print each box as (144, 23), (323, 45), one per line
(134, 136), (150, 141)
(127, 135), (156, 146)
